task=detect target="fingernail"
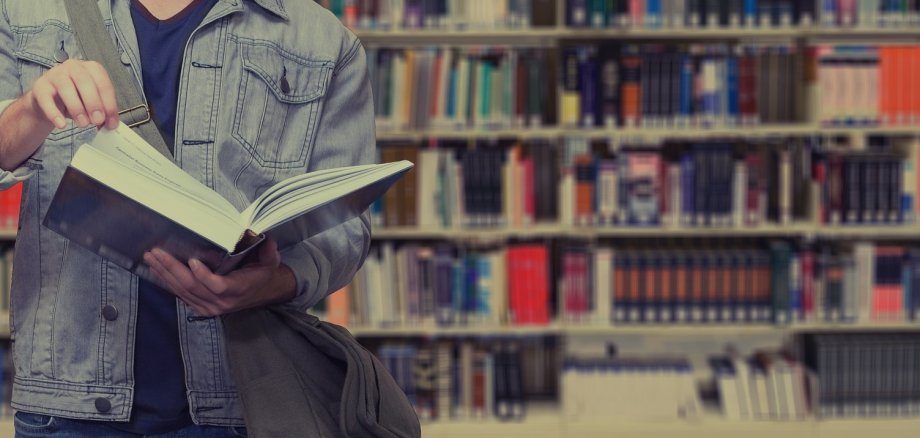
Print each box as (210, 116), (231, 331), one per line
(189, 259), (201, 270)
(152, 248), (165, 258)
(75, 114), (89, 127)
(91, 111), (104, 125)
(54, 117), (66, 129)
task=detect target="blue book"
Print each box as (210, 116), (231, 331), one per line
(679, 55), (693, 123)
(579, 47), (598, 127)
(570, 0), (589, 26)
(726, 56), (739, 125)
(451, 259), (466, 325)
(463, 255), (479, 323)
(435, 248), (455, 326)
(646, 0), (662, 28)
(821, 0), (836, 26)
(789, 254), (802, 322)
(446, 62), (457, 120)
(744, 0), (758, 26)
(909, 249), (920, 320)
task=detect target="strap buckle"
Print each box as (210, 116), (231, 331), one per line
(119, 104), (151, 128)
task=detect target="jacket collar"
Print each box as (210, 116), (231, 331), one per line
(245, 0), (288, 20)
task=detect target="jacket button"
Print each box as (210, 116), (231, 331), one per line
(95, 397), (111, 413)
(120, 51), (131, 65)
(102, 305), (118, 321)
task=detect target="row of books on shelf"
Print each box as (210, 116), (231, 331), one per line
(372, 337), (557, 421)
(567, 0), (920, 29)
(369, 43), (920, 132)
(369, 47), (554, 132)
(364, 333), (920, 423)
(316, 0), (556, 31)
(322, 240), (920, 329)
(800, 332), (920, 418)
(817, 46), (920, 127)
(561, 43), (806, 129)
(375, 137), (919, 229)
(563, 354), (702, 420)
(318, 0), (920, 32)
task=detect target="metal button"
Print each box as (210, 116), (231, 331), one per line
(120, 51), (131, 65)
(54, 41), (69, 63)
(94, 397), (111, 413)
(102, 305), (118, 321)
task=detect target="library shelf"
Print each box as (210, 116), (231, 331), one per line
(357, 28), (562, 46)
(356, 27), (920, 45)
(346, 323), (920, 338)
(420, 405), (920, 438)
(376, 125), (920, 141)
(370, 224), (920, 240)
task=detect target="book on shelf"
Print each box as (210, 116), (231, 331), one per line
(0, 183), (21, 232)
(42, 124), (413, 284)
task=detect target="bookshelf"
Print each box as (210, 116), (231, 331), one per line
(310, 0), (920, 434)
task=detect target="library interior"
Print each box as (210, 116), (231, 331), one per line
(9, 0), (920, 437)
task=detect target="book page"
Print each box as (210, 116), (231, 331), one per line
(70, 124), (246, 250)
(240, 164), (381, 225)
(86, 124), (240, 221)
(248, 161), (413, 234)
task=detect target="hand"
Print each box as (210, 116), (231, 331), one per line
(27, 59), (120, 131)
(143, 238), (297, 317)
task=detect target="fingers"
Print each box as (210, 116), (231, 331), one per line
(256, 238), (281, 266)
(83, 61), (120, 129)
(28, 60), (120, 130)
(145, 250), (220, 316)
(189, 258), (229, 296)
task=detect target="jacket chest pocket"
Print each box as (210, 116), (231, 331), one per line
(232, 41), (333, 170)
(13, 23), (93, 142)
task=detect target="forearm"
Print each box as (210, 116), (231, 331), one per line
(0, 92), (53, 171)
(281, 213), (372, 310)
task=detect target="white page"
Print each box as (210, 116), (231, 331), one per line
(87, 124), (241, 221)
(70, 144), (244, 251)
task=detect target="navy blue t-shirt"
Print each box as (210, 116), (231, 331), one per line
(104, 0), (216, 434)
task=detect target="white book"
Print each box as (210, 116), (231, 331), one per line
(594, 248), (613, 324)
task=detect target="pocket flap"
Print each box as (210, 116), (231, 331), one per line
(14, 23), (78, 68)
(240, 42), (333, 104)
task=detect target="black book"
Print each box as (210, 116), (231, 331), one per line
(599, 44), (621, 128)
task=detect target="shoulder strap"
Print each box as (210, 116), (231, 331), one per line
(63, 0), (174, 160)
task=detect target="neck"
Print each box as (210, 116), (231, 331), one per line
(135, 0), (199, 20)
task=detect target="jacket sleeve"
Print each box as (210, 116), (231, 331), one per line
(0, 3), (40, 186)
(279, 37), (375, 311)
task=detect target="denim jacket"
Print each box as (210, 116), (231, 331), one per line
(0, 0), (374, 426)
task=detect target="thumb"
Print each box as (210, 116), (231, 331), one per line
(258, 237), (280, 265)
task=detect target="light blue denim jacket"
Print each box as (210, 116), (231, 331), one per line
(0, 0), (374, 426)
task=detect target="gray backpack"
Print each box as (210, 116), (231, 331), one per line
(223, 308), (421, 437)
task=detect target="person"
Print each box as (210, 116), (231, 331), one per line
(0, 0), (375, 436)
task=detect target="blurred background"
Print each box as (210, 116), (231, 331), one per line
(7, 0), (920, 437)
(306, 0), (920, 437)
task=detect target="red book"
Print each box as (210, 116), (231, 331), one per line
(429, 51), (443, 121)
(4, 183), (20, 230)
(745, 151), (764, 226)
(801, 250), (814, 321)
(508, 245), (549, 325)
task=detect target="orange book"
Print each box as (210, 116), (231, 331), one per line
(574, 154), (595, 226)
(691, 254), (704, 322)
(326, 285), (350, 327)
(660, 255), (672, 322)
(615, 256), (627, 322)
(646, 254), (658, 322)
(675, 255), (688, 322)
(879, 47), (897, 125)
(873, 246), (905, 321)
(721, 256), (733, 322)
(621, 55), (642, 127)
(8, 182), (21, 230)
(403, 50), (416, 128)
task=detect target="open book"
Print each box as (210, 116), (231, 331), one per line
(44, 123), (412, 283)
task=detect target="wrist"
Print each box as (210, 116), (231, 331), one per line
(267, 263), (297, 304)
